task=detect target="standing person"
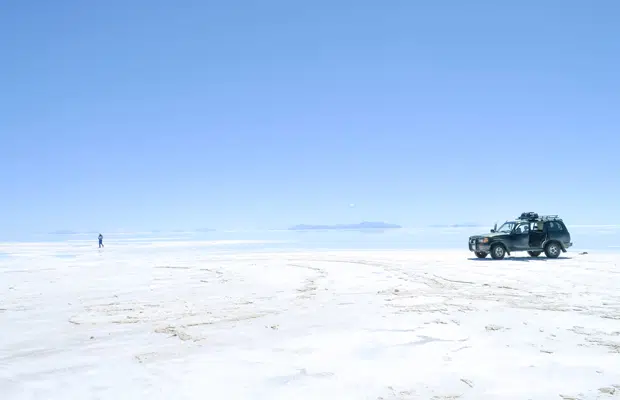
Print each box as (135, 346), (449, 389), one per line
(98, 233), (104, 248)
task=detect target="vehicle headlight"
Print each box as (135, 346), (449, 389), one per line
(481, 238), (489, 243)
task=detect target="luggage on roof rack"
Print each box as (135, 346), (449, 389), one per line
(519, 212), (539, 220)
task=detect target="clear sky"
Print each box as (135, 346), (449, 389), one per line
(1, 0), (619, 235)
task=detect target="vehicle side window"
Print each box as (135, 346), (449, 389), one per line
(545, 221), (564, 232)
(515, 223), (530, 234)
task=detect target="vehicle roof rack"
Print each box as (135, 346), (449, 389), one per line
(517, 212), (562, 222)
(540, 215), (562, 221)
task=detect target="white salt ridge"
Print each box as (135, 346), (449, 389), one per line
(1, 242), (620, 399)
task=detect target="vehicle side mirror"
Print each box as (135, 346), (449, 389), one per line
(490, 229), (496, 233)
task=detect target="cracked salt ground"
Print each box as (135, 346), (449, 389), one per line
(1, 243), (620, 400)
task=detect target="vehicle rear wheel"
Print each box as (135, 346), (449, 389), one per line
(544, 242), (561, 258)
(475, 251), (488, 258)
(527, 251), (541, 257)
(490, 244), (506, 260)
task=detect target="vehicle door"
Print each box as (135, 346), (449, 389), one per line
(511, 222), (530, 250)
(545, 221), (568, 243)
(528, 221), (546, 248)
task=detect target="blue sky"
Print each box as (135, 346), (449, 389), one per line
(1, 0), (619, 235)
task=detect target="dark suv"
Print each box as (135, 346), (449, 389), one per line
(468, 212), (573, 260)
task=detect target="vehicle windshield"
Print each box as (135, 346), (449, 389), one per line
(496, 222), (515, 233)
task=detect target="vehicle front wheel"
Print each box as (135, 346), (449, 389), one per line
(527, 251), (541, 257)
(475, 251), (488, 258)
(544, 242), (561, 258)
(490, 244), (506, 260)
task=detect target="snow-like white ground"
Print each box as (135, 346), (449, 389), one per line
(1, 241), (620, 400)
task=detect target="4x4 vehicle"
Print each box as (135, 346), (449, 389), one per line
(468, 212), (573, 260)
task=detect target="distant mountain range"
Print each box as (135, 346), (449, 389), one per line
(47, 229), (216, 235)
(289, 221), (402, 231)
(48, 230), (81, 235)
(428, 223), (483, 228)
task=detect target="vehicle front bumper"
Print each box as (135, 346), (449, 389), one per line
(469, 238), (491, 252)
